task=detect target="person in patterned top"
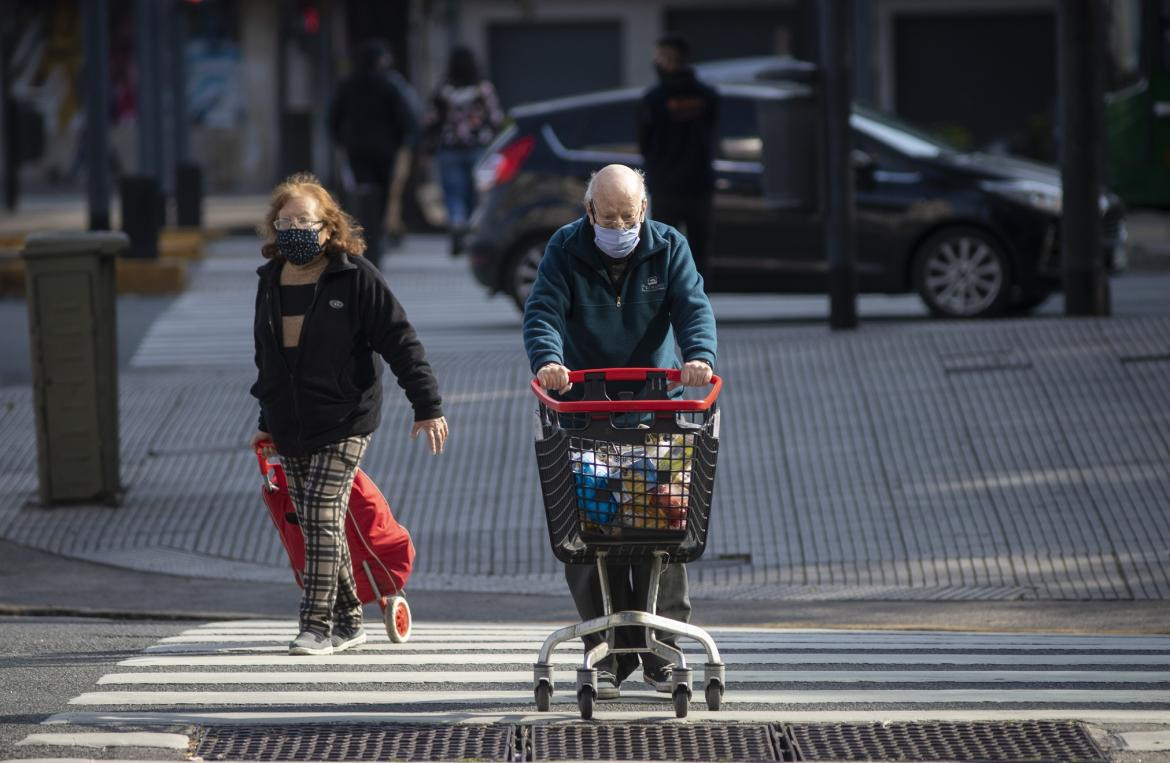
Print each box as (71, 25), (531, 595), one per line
(425, 46), (504, 244)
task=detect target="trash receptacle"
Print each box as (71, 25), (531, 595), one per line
(22, 231), (126, 506)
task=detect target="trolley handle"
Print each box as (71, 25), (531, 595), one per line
(255, 441), (278, 492)
(530, 367), (722, 413)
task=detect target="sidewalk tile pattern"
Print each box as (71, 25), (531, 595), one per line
(1, 236), (1167, 600)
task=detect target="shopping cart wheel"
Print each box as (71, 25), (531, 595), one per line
(704, 679), (723, 711)
(535, 680), (552, 712)
(672, 685), (690, 718)
(577, 686), (596, 720)
(384, 595), (412, 643)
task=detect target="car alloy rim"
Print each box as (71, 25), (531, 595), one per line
(514, 244), (543, 303)
(924, 236), (1003, 315)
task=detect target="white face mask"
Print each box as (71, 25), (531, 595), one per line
(593, 223), (640, 258)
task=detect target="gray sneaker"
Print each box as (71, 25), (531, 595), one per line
(596, 669), (620, 700)
(289, 630), (333, 656)
(643, 664), (673, 693)
(331, 625), (367, 653)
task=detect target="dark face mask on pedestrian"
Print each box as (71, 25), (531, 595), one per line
(276, 227), (324, 266)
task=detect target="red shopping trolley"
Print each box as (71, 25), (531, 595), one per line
(530, 368), (725, 719)
(255, 443), (415, 643)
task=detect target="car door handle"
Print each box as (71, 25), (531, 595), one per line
(1154, 101), (1170, 118)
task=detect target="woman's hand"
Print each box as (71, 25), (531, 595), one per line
(251, 430), (277, 459)
(411, 416), (449, 454)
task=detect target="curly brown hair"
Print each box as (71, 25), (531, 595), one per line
(258, 172), (367, 260)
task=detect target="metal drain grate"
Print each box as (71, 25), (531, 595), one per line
(532, 723), (778, 761)
(195, 723), (516, 762)
(783, 721), (1107, 762)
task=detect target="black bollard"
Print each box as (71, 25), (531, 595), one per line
(119, 175), (160, 259)
(175, 161), (203, 228)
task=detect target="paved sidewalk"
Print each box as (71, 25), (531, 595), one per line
(0, 235), (1168, 604)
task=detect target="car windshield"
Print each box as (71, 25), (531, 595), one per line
(851, 106), (958, 158)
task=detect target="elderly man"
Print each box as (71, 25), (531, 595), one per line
(523, 163), (717, 698)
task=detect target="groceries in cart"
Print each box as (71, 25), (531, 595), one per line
(570, 433), (697, 532)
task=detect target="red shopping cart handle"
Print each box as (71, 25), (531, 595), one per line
(530, 367), (721, 413)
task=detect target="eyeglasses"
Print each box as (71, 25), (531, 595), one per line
(273, 217), (325, 232)
(589, 203), (642, 232)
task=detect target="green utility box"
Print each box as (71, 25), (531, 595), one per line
(22, 231), (126, 506)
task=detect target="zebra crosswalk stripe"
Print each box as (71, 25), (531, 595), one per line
(40, 621), (1170, 736)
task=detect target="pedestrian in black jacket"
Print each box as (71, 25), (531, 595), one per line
(637, 34), (718, 276)
(328, 39), (420, 260)
(250, 172), (447, 656)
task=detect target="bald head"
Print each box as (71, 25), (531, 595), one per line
(584, 164), (647, 230)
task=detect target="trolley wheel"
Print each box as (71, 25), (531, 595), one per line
(535, 681), (552, 712)
(384, 595), (412, 643)
(673, 685), (689, 718)
(704, 680), (723, 711)
(577, 686), (595, 720)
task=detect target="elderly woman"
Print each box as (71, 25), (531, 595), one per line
(250, 172), (448, 656)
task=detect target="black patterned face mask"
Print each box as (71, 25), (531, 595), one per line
(276, 227), (323, 265)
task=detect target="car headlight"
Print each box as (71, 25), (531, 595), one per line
(981, 179), (1063, 214)
(981, 179), (1111, 215)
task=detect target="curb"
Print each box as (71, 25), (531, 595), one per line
(0, 255), (188, 297)
(0, 602), (264, 622)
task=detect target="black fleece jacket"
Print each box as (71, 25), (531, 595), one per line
(251, 251), (443, 457)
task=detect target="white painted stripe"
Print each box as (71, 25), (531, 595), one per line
(16, 732), (189, 750)
(46, 709), (1170, 726)
(158, 633), (1170, 651)
(194, 621), (1169, 638)
(127, 650), (1170, 665)
(69, 688), (1170, 706)
(1119, 730), (1170, 751)
(96, 669), (1170, 686)
(189, 624), (1170, 645)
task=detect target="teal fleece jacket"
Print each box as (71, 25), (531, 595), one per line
(522, 216), (717, 374)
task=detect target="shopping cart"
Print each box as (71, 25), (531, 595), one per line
(530, 367), (725, 719)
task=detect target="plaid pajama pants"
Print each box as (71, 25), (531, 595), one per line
(281, 435), (371, 636)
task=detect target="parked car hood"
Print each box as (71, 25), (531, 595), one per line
(937, 151), (1062, 186)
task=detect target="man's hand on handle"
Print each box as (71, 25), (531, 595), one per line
(669, 360), (713, 390)
(412, 416), (449, 455)
(537, 363), (573, 394)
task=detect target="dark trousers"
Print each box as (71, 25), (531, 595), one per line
(652, 193), (712, 277)
(347, 151), (395, 263)
(564, 560), (691, 682)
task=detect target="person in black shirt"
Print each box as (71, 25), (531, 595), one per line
(328, 39), (420, 259)
(249, 173), (447, 657)
(637, 34), (718, 277)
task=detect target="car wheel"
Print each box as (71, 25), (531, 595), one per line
(505, 237), (548, 312)
(913, 227), (1011, 318)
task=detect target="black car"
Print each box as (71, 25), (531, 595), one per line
(465, 64), (1127, 318)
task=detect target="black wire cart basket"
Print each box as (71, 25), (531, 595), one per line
(530, 367), (725, 719)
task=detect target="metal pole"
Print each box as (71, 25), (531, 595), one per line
(0, 16), (15, 211)
(1058, 0), (1109, 316)
(171, 0), (189, 166)
(317, 0), (334, 184)
(817, 0), (858, 329)
(135, 0), (160, 180)
(82, 0), (112, 230)
(275, 0), (289, 183)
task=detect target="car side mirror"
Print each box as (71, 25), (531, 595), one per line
(851, 148), (875, 174)
(852, 149), (876, 188)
